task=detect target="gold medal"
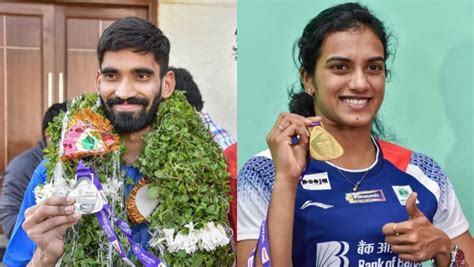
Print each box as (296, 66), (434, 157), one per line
(309, 122), (344, 161)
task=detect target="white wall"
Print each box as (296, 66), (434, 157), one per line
(159, 0), (237, 138)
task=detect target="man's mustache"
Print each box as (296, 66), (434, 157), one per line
(106, 97), (149, 107)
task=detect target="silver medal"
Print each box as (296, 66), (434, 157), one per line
(68, 177), (103, 214)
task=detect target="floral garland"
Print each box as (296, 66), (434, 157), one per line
(37, 91), (234, 266)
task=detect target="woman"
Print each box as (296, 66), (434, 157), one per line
(237, 3), (473, 266)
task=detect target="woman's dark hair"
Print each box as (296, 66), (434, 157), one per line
(288, 2), (394, 139)
(97, 17), (170, 78)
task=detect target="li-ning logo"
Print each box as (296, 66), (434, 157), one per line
(301, 172), (331, 190)
(300, 200), (334, 210)
(316, 241), (349, 267)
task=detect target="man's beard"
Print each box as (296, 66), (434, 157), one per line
(101, 94), (162, 134)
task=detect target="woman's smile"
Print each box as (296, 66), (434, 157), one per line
(339, 96), (373, 110)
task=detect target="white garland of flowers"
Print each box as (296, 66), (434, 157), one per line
(149, 222), (230, 255)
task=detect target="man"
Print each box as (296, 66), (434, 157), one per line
(0, 102), (67, 238)
(170, 66), (237, 240)
(3, 17), (179, 266)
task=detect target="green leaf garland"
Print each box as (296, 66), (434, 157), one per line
(41, 91), (234, 266)
(137, 91), (233, 266)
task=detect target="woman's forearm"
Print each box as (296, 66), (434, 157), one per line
(267, 177), (299, 267)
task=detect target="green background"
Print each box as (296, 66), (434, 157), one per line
(237, 0), (473, 234)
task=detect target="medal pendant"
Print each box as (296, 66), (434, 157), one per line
(309, 123), (344, 161)
(69, 177), (104, 214)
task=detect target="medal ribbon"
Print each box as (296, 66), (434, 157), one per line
(246, 219), (270, 267)
(75, 161), (165, 267)
(246, 152), (313, 267)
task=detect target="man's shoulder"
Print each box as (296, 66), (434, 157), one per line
(28, 159), (49, 185)
(5, 145), (44, 173)
(199, 112), (236, 150)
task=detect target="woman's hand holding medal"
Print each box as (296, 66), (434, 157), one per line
(263, 113), (321, 266)
(266, 113), (321, 186)
(23, 196), (81, 266)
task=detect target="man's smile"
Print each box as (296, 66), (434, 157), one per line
(113, 103), (144, 112)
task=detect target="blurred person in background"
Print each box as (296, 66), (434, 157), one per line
(0, 102), (67, 238)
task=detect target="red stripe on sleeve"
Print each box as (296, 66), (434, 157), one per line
(378, 140), (412, 172)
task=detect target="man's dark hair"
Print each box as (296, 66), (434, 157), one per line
(97, 16), (170, 77)
(170, 67), (204, 111)
(42, 102), (67, 139)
